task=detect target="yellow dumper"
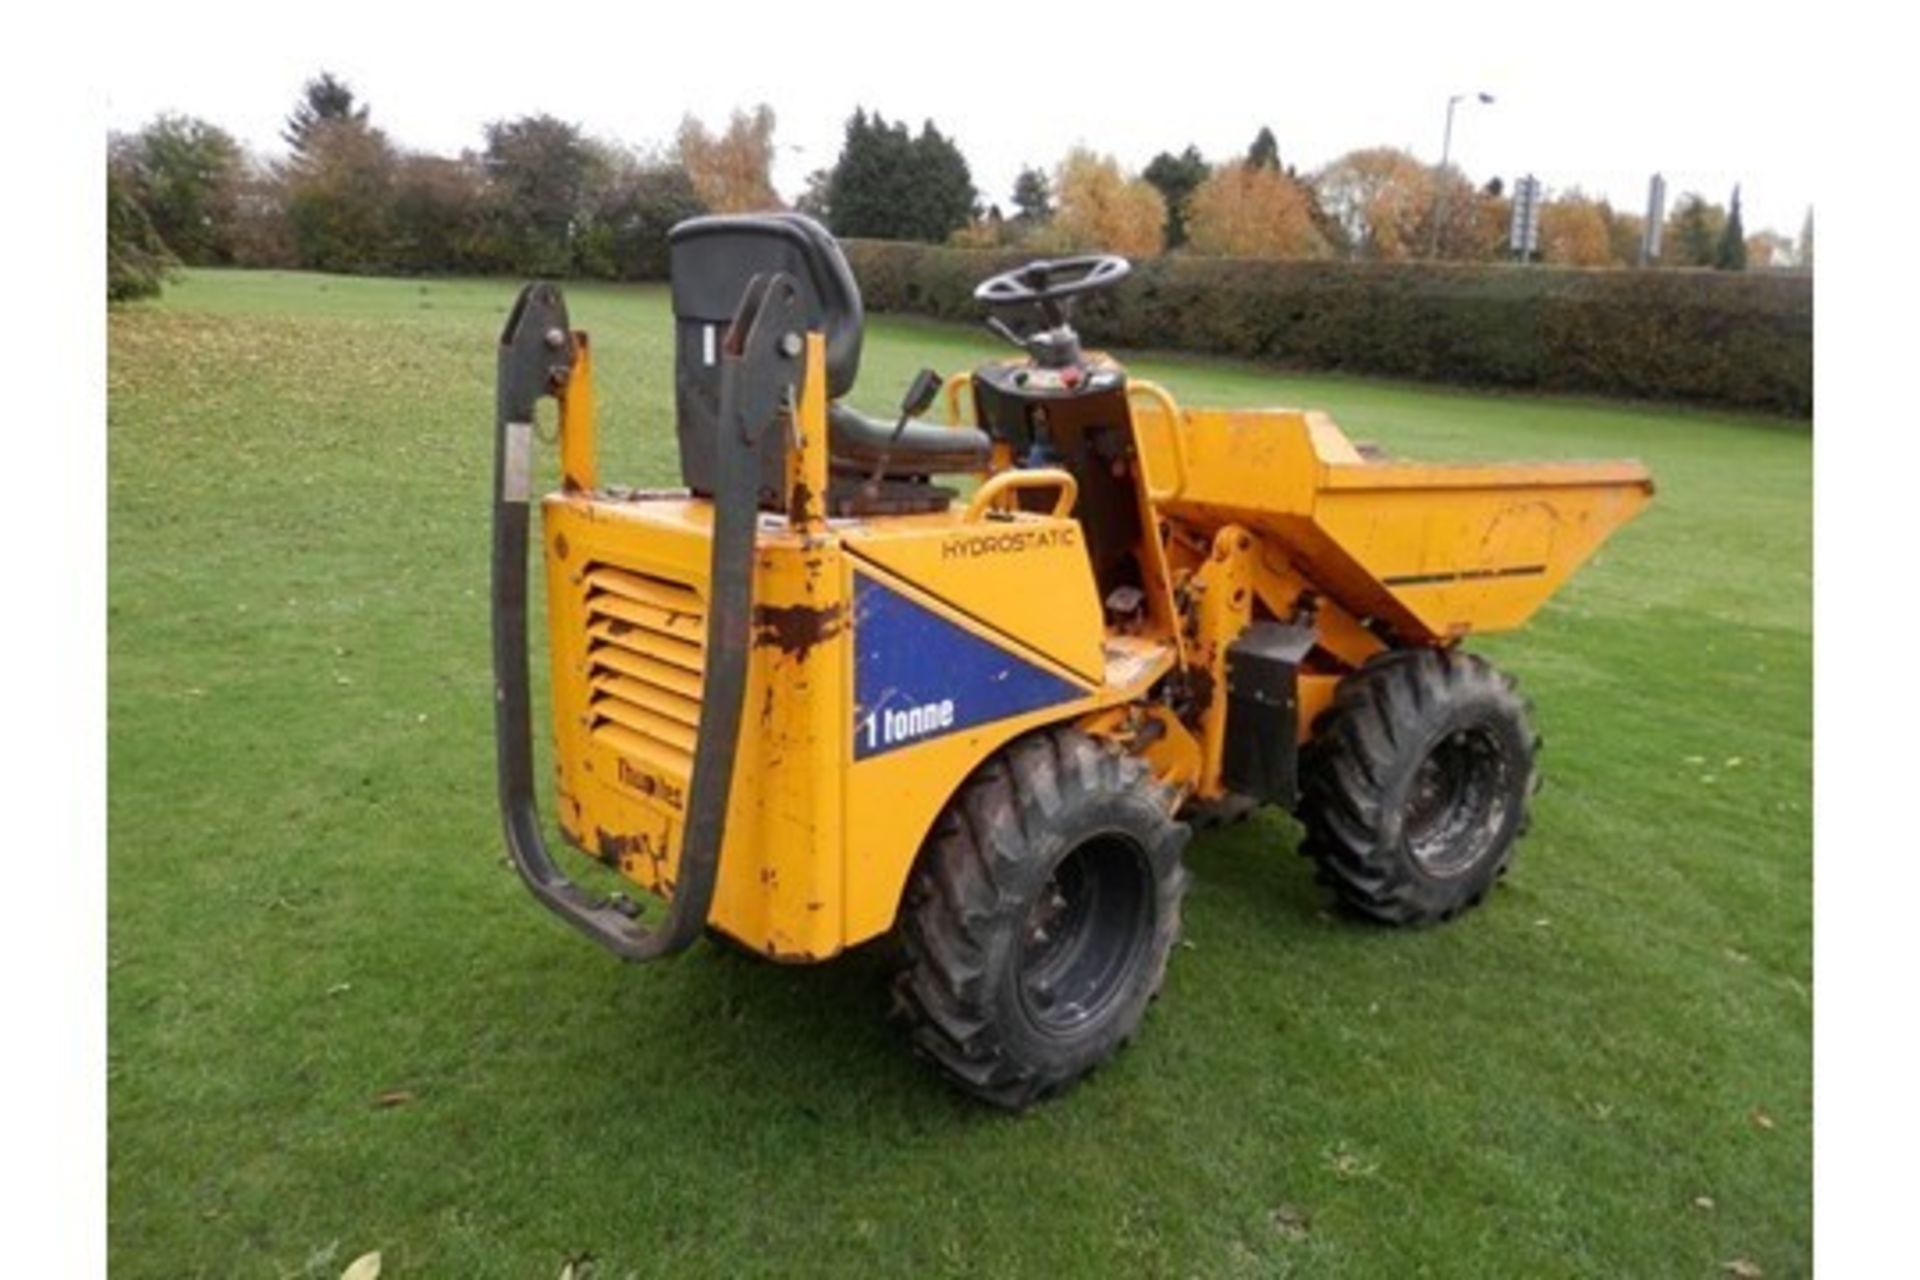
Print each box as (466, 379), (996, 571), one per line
(491, 216), (1652, 1107)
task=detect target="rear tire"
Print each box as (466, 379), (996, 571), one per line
(893, 729), (1191, 1109)
(1297, 649), (1539, 926)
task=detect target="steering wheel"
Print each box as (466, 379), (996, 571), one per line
(973, 254), (1132, 310)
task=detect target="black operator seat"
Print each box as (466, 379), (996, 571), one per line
(667, 213), (991, 496)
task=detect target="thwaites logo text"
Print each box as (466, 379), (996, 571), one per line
(618, 757), (684, 811)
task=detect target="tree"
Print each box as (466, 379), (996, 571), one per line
(1184, 162), (1328, 259)
(676, 105), (780, 213)
(481, 114), (608, 275)
(283, 72), (369, 156)
(1538, 191), (1612, 266)
(1311, 147), (1434, 260)
(1142, 146), (1211, 248)
(950, 206), (1009, 250)
(575, 155), (707, 280)
(226, 157), (299, 269)
(1715, 185), (1747, 271)
(1246, 126), (1282, 171)
(387, 152), (489, 274)
(795, 168), (832, 220)
(116, 115), (244, 264)
(106, 159), (174, 301)
(821, 109), (977, 242)
(283, 119), (399, 272)
(1663, 193), (1725, 267)
(1603, 205), (1645, 267)
(909, 120), (978, 243)
(1744, 229), (1792, 269)
(1053, 148), (1164, 259)
(823, 109), (908, 238)
(1422, 166), (1504, 260)
(1011, 166), (1052, 225)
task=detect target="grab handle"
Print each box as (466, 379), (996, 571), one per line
(963, 467), (1079, 521)
(1127, 379), (1189, 502)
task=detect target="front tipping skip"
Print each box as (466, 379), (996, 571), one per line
(492, 214), (1653, 1108)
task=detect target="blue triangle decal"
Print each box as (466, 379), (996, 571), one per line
(852, 571), (1083, 760)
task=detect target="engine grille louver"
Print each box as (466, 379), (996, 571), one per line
(582, 563), (705, 780)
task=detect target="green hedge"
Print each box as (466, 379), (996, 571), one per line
(841, 240), (1813, 416)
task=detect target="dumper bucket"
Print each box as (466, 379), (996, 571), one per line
(1142, 404), (1653, 643)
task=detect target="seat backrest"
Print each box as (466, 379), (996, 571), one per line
(668, 213), (864, 502)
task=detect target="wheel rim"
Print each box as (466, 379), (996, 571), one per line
(1402, 725), (1512, 877)
(1016, 833), (1154, 1036)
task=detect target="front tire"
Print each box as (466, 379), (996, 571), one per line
(893, 729), (1191, 1109)
(1298, 649), (1539, 926)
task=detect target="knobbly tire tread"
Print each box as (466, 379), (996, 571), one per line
(892, 728), (1191, 1110)
(1297, 648), (1540, 926)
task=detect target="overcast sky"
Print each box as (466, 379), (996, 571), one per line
(102, 0), (1815, 238)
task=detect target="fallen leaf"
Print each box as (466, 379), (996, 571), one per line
(1693, 1195), (1716, 1212)
(340, 1252), (381, 1280)
(1683, 755), (1706, 765)
(1724, 948), (1751, 965)
(1322, 1144), (1378, 1181)
(374, 1090), (416, 1109)
(1268, 1205), (1310, 1241)
(326, 982), (352, 997)
(1725, 756), (1744, 768)
(1724, 1259), (1763, 1279)
(1749, 1107), (1775, 1131)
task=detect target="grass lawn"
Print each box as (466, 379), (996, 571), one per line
(109, 269), (1811, 1278)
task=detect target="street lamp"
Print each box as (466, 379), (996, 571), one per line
(1429, 91), (1495, 258)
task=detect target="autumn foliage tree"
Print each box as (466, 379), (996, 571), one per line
(1184, 162), (1329, 260)
(1423, 167), (1507, 261)
(676, 105), (781, 213)
(1538, 191), (1613, 266)
(283, 119), (400, 272)
(1310, 147), (1434, 260)
(1052, 148), (1164, 259)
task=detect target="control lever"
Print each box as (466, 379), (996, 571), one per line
(865, 367), (945, 493)
(985, 315), (1028, 352)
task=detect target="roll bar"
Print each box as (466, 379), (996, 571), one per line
(491, 276), (806, 960)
